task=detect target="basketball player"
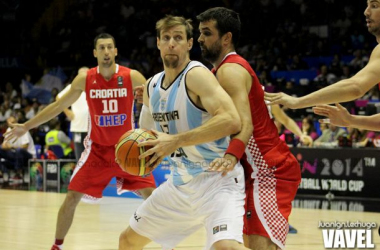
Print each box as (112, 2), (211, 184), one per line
(118, 15), (248, 250)
(197, 7), (301, 250)
(264, 1), (380, 117)
(4, 33), (156, 250)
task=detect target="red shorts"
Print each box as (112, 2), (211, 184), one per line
(69, 139), (156, 199)
(242, 144), (301, 249)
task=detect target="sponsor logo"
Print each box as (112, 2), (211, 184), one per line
(134, 212), (141, 222)
(220, 224), (227, 232)
(213, 226), (219, 234)
(247, 211), (252, 219)
(95, 114), (127, 127)
(117, 76), (123, 87)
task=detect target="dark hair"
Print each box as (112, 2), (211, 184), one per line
(302, 116), (316, 134)
(196, 7), (241, 47)
(49, 119), (60, 130)
(156, 15), (193, 40)
(94, 33), (116, 49)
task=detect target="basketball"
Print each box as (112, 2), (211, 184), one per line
(115, 128), (157, 176)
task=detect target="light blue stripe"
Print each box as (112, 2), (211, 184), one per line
(195, 143), (225, 162)
(168, 158), (185, 185)
(151, 73), (164, 131)
(166, 78), (180, 135)
(182, 156), (204, 176)
(186, 99), (202, 130)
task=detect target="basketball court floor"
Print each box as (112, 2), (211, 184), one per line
(1, 188), (379, 250)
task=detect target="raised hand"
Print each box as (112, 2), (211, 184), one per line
(313, 103), (351, 127)
(264, 92), (299, 109)
(3, 123), (28, 143)
(138, 130), (180, 169)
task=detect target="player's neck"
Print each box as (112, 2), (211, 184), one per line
(163, 59), (191, 86)
(213, 48), (235, 69)
(99, 63), (116, 81)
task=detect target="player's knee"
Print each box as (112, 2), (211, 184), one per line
(119, 229), (138, 250)
(248, 235), (277, 250)
(139, 187), (155, 199)
(63, 191), (83, 208)
(212, 240), (247, 250)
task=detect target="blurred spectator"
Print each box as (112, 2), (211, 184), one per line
(348, 127), (376, 148)
(313, 64), (337, 88)
(337, 65), (353, 81)
(301, 116), (318, 141)
(288, 54), (308, 70)
(0, 100), (12, 123)
(50, 88), (59, 103)
(26, 99), (40, 120)
(349, 49), (369, 71)
(4, 82), (17, 100)
(0, 115), (35, 183)
(314, 124), (346, 148)
(45, 119), (74, 159)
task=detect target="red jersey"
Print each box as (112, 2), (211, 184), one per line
(214, 53), (290, 164)
(85, 64), (134, 146)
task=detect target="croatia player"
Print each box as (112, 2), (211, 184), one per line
(5, 33), (156, 250)
(197, 8), (301, 250)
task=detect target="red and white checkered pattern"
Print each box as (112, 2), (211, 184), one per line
(247, 137), (288, 249)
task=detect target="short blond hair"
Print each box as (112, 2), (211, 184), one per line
(156, 15), (193, 40)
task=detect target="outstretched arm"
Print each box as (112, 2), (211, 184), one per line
(313, 103), (380, 131)
(4, 73), (85, 141)
(265, 44), (380, 109)
(271, 104), (313, 145)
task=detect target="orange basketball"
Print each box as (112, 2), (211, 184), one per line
(115, 128), (157, 176)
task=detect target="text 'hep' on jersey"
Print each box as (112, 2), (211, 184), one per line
(85, 64), (135, 146)
(147, 61), (229, 186)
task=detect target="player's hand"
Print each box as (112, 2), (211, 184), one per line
(3, 123), (28, 143)
(264, 92), (299, 109)
(299, 134), (313, 147)
(134, 85), (144, 104)
(313, 103), (351, 127)
(209, 154), (237, 177)
(138, 130), (179, 169)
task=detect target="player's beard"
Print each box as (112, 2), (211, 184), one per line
(201, 40), (222, 63)
(368, 23), (380, 37)
(163, 55), (179, 68)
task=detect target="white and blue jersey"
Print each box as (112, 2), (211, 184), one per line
(147, 61), (229, 185)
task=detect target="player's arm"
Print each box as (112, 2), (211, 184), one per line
(176, 67), (241, 145)
(4, 73), (85, 141)
(139, 67), (241, 167)
(272, 104), (302, 137)
(314, 103), (380, 131)
(209, 64), (253, 174)
(265, 44), (380, 109)
(139, 78), (155, 130)
(272, 104), (313, 145)
(131, 70), (147, 103)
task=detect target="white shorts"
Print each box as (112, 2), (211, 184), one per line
(129, 164), (246, 250)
